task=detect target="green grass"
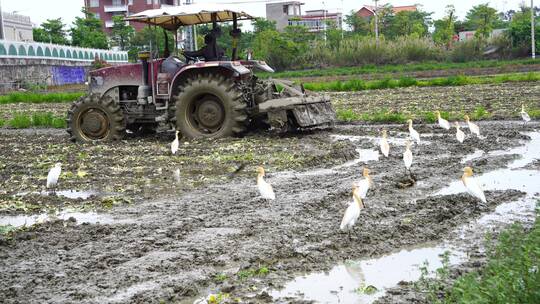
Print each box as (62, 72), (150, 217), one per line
(261, 58), (539, 79)
(0, 92), (84, 104)
(416, 207), (540, 304)
(7, 112), (66, 129)
(445, 212), (540, 303)
(304, 72), (540, 92)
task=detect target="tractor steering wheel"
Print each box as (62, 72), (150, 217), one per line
(182, 52), (199, 63)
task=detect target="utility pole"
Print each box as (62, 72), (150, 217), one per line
(0, 0), (4, 40)
(374, 0), (379, 47)
(184, 0), (196, 51)
(323, 1), (327, 45)
(532, 0), (536, 59)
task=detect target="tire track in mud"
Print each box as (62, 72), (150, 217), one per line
(0, 121), (538, 304)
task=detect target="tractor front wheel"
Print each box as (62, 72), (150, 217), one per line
(67, 94), (126, 142)
(175, 74), (247, 139)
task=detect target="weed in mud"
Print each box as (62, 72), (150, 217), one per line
(471, 106), (490, 120)
(6, 112), (66, 129)
(9, 113), (32, 128)
(0, 118), (5, 127)
(528, 109), (540, 119)
(0, 92), (84, 104)
(336, 109), (362, 122)
(0, 225), (17, 235)
(205, 293), (231, 304)
(214, 273), (228, 282)
(355, 283), (379, 295)
(361, 109), (409, 123)
(237, 267), (270, 280)
(414, 251), (452, 303)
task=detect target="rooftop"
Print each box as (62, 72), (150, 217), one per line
(359, 4), (417, 14)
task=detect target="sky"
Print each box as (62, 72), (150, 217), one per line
(0, 0), (527, 28)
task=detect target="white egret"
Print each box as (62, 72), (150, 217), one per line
(356, 167), (373, 199)
(464, 115), (480, 137)
(521, 104), (531, 124)
(379, 129), (390, 158)
(46, 163), (62, 190)
(171, 130), (180, 155)
(436, 111), (450, 130)
(455, 122), (465, 143)
(340, 184), (365, 236)
(257, 166), (275, 200)
(462, 167), (486, 203)
(403, 140), (413, 172)
(407, 119), (420, 144)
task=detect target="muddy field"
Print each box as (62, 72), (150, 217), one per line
(1, 117), (539, 303)
(331, 81), (540, 119)
(1, 81), (538, 124)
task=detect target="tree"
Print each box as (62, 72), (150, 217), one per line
(129, 26), (175, 60)
(464, 4), (505, 39)
(252, 18), (276, 34)
(344, 10), (370, 34)
(507, 6), (540, 54)
(252, 29), (301, 71)
(390, 10), (433, 38)
(111, 15), (134, 51)
(33, 18), (69, 45)
(373, 4), (395, 38)
(433, 5), (456, 46)
(70, 9), (108, 49)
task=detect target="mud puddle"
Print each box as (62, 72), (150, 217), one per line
(0, 210), (122, 227)
(270, 245), (465, 303)
(270, 131), (540, 303)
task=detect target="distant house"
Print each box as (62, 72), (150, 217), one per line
(266, 2), (342, 33)
(356, 4), (417, 19)
(289, 10), (343, 33)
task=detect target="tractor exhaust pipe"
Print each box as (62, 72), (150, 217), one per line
(137, 51), (151, 104)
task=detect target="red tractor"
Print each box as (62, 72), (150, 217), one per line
(67, 5), (335, 142)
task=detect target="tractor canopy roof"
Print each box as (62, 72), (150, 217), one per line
(124, 3), (256, 30)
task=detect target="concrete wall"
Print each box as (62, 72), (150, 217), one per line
(0, 58), (91, 89)
(0, 40), (129, 91)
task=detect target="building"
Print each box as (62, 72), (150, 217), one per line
(266, 2), (342, 33)
(0, 11), (34, 42)
(84, 0), (181, 32)
(266, 1), (303, 31)
(356, 4), (417, 19)
(289, 10), (342, 33)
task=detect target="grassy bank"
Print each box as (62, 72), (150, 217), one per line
(0, 112), (66, 129)
(304, 72), (540, 92)
(261, 58), (538, 79)
(416, 208), (540, 303)
(0, 92), (83, 104)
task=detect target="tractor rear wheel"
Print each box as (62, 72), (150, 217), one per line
(175, 74), (247, 139)
(67, 94), (126, 142)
